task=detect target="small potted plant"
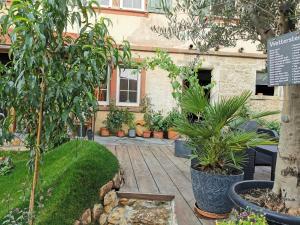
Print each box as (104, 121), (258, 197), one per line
(151, 111), (164, 139)
(175, 84), (274, 218)
(164, 109), (181, 140)
(105, 104), (125, 137)
(124, 109), (136, 138)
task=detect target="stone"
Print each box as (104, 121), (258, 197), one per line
(99, 181), (113, 200)
(73, 220), (82, 225)
(288, 208), (300, 216)
(104, 191), (118, 214)
(130, 207), (170, 225)
(80, 208), (92, 225)
(112, 171), (122, 190)
(118, 198), (129, 206)
(99, 213), (108, 225)
(92, 203), (103, 221)
(107, 207), (126, 224)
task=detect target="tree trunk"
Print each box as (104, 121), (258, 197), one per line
(273, 85), (300, 210)
(28, 81), (45, 225)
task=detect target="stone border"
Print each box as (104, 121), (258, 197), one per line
(74, 169), (124, 225)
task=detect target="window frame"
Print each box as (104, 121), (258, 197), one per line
(120, 0), (145, 12)
(116, 67), (141, 107)
(97, 67), (111, 106)
(99, 0), (112, 8)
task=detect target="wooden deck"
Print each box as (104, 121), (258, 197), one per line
(105, 144), (214, 225)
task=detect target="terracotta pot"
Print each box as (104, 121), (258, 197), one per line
(100, 127), (110, 137)
(168, 129), (179, 140)
(153, 131), (164, 139)
(116, 130), (125, 137)
(143, 131), (151, 138)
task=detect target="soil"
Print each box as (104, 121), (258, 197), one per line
(241, 188), (300, 217)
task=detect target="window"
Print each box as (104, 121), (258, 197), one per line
(95, 69), (110, 105)
(255, 71), (274, 96)
(116, 67), (141, 106)
(148, 0), (171, 13)
(98, 0), (112, 7)
(121, 0), (145, 11)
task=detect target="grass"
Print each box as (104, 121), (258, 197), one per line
(0, 140), (119, 225)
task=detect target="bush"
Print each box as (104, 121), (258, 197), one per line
(164, 109), (181, 130)
(0, 140), (119, 225)
(0, 157), (14, 176)
(104, 104), (126, 133)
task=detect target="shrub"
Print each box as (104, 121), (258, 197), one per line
(164, 109), (181, 130)
(104, 104), (126, 133)
(0, 157), (14, 176)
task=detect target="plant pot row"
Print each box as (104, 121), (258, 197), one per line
(100, 127), (179, 140)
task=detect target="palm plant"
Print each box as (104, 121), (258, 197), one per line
(175, 84), (275, 175)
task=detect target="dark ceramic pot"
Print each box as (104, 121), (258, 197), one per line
(191, 165), (244, 214)
(228, 180), (300, 225)
(174, 140), (192, 158)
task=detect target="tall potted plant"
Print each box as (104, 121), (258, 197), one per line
(151, 111), (165, 139)
(164, 109), (180, 140)
(175, 84), (274, 218)
(105, 105), (125, 137)
(124, 109), (136, 138)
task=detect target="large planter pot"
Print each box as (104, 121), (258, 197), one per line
(191, 165), (244, 215)
(128, 129), (136, 138)
(228, 180), (300, 225)
(153, 131), (164, 139)
(174, 140), (192, 158)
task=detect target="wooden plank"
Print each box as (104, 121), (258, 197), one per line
(116, 145), (138, 192)
(162, 146), (192, 181)
(150, 146), (196, 209)
(127, 145), (159, 193)
(117, 192), (175, 201)
(139, 146), (202, 225)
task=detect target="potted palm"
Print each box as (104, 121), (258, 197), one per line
(151, 112), (165, 139)
(175, 84), (274, 218)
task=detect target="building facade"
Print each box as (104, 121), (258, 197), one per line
(0, 0), (282, 133)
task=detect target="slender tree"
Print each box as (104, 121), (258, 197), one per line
(0, 0), (131, 223)
(156, 0), (300, 211)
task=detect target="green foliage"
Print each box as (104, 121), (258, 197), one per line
(2, 207), (29, 225)
(164, 109), (181, 130)
(0, 116), (14, 146)
(0, 140), (119, 225)
(0, 0), (131, 153)
(175, 84), (275, 174)
(217, 209), (268, 225)
(264, 120), (281, 134)
(104, 104), (126, 133)
(155, 0), (299, 50)
(0, 156), (14, 176)
(123, 109), (135, 129)
(150, 111), (165, 132)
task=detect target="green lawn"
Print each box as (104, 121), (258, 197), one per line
(0, 140), (119, 225)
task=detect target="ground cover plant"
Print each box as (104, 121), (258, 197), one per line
(0, 140), (119, 225)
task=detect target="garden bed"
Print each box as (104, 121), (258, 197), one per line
(0, 140), (119, 225)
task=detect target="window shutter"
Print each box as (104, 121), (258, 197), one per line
(148, 0), (171, 13)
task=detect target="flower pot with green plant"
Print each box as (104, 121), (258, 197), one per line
(124, 109), (136, 138)
(164, 109), (181, 140)
(104, 104), (125, 137)
(175, 83), (274, 218)
(150, 111), (165, 139)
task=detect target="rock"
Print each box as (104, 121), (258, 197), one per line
(81, 208), (92, 225)
(127, 199), (136, 206)
(130, 207), (170, 225)
(107, 207), (126, 224)
(112, 171), (122, 189)
(288, 208), (300, 216)
(92, 203), (103, 221)
(104, 191), (118, 213)
(73, 220), (82, 225)
(99, 213), (108, 225)
(119, 198), (129, 206)
(99, 181), (113, 200)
